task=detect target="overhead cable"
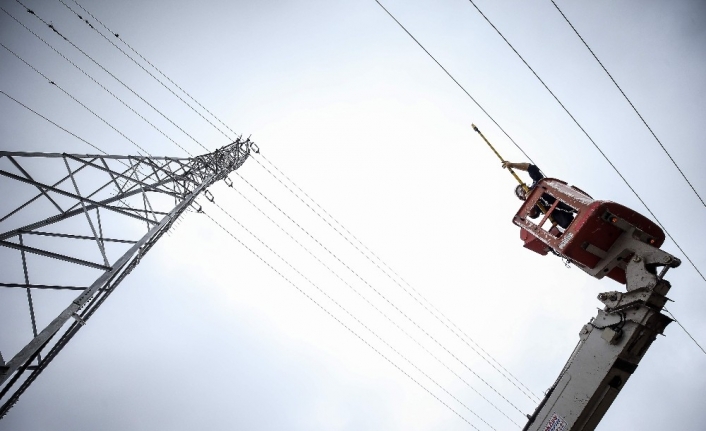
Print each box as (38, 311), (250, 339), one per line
(13, 1), (205, 153)
(549, 0), (705, 208)
(1, 6), (193, 156)
(372, 0), (534, 164)
(0, 42), (150, 156)
(235, 171), (527, 415)
(64, 0), (243, 141)
(55, 0), (230, 146)
(202, 210), (484, 430)
(253, 153), (541, 402)
(663, 308), (706, 356)
(210, 199), (504, 429)
(227, 181), (524, 423)
(0, 90), (105, 155)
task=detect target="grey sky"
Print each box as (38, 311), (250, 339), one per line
(1, 0), (705, 430)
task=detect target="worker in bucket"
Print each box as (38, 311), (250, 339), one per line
(502, 161), (575, 229)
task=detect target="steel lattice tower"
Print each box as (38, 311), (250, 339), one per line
(0, 139), (253, 416)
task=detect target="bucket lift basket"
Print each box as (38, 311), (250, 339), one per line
(513, 178), (667, 284)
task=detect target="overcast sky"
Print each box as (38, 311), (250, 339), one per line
(1, 0), (705, 430)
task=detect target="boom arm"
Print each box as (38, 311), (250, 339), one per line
(523, 237), (680, 431)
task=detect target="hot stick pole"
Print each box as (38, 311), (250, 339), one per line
(472, 123), (529, 191)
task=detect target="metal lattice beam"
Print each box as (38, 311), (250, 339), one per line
(0, 139), (253, 417)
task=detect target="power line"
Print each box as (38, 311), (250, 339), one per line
(461, 0), (705, 283)
(65, 0), (243, 140)
(209, 199), (504, 429)
(549, 0), (705, 209)
(202, 210), (484, 430)
(252, 153), (541, 403)
(55, 0), (231, 146)
(14, 1), (207, 153)
(226, 180), (524, 424)
(51, 0), (705, 289)
(663, 307), (706, 356)
(257, 153), (540, 401)
(0, 90), (105, 155)
(1, 6), (193, 156)
(235, 171), (528, 415)
(371, 0), (534, 164)
(0, 42), (150, 156)
(6, 2), (702, 426)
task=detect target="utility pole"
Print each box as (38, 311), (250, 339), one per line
(0, 138), (253, 417)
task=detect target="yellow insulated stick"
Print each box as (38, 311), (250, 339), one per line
(472, 123), (529, 192)
(472, 123), (555, 223)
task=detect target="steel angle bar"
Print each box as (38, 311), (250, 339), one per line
(142, 192), (159, 224)
(0, 162), (91, 223)
(96, 208), (105, 248)
(0, 283), (86, 291)
(63, 156), (110, 267)
(118, 159), (190, 199)
(142, 157), (198, 192)
(18, 235), (39, 339)
(0, 151), (192, 162)
(111, 206), (171, 217)
(65, 154), (174, 196)
(0, 240), (111, 270)
(20, 230), (136, 244)
(0, 169), (158, 227)
(61, 159), (141, 214)
(99, 157), (126, 195)
(0, 175), (181, 241)
(79, 164), (186, 210)
(7, 157), (65, 215)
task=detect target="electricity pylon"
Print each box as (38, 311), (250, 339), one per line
(0, 138), (253, 416)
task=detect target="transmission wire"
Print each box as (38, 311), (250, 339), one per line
(202, 210), (484, 430)
(0, 90), (105, 155)
(10, 1), (702, 423)
(65, 0), (243, 140)
(235, 171), (527, 415)
(14, 1), (207, 153)
(0, 42), (150, 156)
(252, 153), (541, 402)
(1, 6), (193, 157)
(225, 180), (524, 423)
(464, 0), (706, 352)
(209, 199), (506, 429)
(257, 152), (540, 401)
(663, 307), (706, 356)
(549, 0), (705, 208)
(56, 0), (229, 146)
(43, 0), (536, 401)
(372, 0), (534, 164)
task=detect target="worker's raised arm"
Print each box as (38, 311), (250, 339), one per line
(502, 161), (531, 171)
